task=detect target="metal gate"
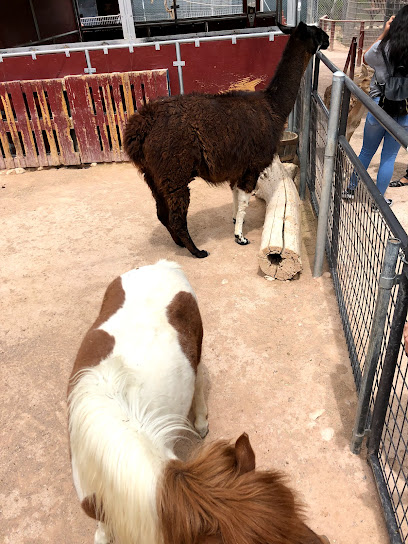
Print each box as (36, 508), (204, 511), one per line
(0, 69), (169, 169)
(295, 52), (408, 543)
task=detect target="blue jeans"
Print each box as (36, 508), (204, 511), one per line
(350, 96), (408, 195)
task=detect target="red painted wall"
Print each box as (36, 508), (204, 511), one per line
(0, 34), (288, 95)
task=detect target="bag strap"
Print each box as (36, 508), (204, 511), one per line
(380, 47), (394, 76)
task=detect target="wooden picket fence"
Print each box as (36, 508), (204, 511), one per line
(0, 69), (169, 169)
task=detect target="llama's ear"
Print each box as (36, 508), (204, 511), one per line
(277, 22), (295, 35)
(360, 63), (368, 76)
(234, 433), (256, 474)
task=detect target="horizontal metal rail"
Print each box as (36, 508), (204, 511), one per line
(0, 27), (281, 61)
(317, 52), (408, 151)
(338, 135), (408, 248)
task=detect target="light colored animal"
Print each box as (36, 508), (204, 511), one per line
(323, 64), (374, 141)
(67, 260), (330, 544)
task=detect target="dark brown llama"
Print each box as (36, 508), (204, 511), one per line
(124, 22), (329, 258)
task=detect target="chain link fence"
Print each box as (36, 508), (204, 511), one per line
(296, 51), (408, 543)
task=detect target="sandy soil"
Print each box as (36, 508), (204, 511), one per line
(0, 157), (391, 544)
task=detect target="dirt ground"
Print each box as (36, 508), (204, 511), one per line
(1, 42), (407, 544)
(0, 159), (389, 544)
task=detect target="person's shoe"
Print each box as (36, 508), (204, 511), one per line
(342, 188), (355, 200)
(372, 198), (392, 211)
(389, 177), (408, 188)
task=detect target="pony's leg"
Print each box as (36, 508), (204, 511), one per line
(167, 187), (209, 259)
(94, 522), (110, 544)
(193, 364), (208, 438)
(234, 188), (251, 245)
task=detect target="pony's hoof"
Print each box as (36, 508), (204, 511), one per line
(195, 249), (209, 258)
(235, 235), (250, 245)
(194, 418), (209, 438)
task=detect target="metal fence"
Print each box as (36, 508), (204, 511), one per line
(296, 51), (408, 543)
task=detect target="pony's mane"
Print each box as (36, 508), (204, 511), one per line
(158, 439), (311, 544)
(68, 358), (194, 544)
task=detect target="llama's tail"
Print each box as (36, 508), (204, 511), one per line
(68, 358), (190, 544)
(124, 112), (148, 165)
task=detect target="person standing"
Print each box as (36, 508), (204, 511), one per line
(343, 7), (408, 206)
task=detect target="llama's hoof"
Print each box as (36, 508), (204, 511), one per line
(235, 235), (250, 245)
(195, 249), (209, 258)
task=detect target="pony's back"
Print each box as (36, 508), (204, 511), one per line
(68, 260), (203, 544)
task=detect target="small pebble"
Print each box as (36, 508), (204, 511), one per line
(264, 275), (275, 281)
(37, 166), (44, 171)
(323, 271), (331, 278)
(91, 162), (97, 167)
(221, 279), (228, 285)
(309, 409), (325, 421)
(15, 167), (26, 175)
(321, 428), (334, 441)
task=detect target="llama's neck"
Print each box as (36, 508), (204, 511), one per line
(266, 37), (313, 121)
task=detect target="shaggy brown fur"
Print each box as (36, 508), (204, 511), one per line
(124, 22), (329, 258)
(158, 433), (329, 544)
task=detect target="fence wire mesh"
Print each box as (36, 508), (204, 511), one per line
(297, 56), (408, 542)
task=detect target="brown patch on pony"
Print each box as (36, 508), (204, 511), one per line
(93, 276), (125, 328)
(158, 434), (324, 544)
(166, 291), (203, 373)
(67, 276), (125, 396)
(81, 494), (105, 521)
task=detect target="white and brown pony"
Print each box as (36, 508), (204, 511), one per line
(67, 260), (329, 544)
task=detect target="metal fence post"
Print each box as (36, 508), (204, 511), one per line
(350, 238), (401, 454)
(313, 70), (345, 277)
(367, 263), (408, 457)
(299, 58), (313, 201)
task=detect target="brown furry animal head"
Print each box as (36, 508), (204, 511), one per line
(158, 433), (329, 544)
(278, 22), (330, 54)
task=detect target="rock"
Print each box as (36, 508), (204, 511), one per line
(37, 166), (44, 171)
(91, 162), (97, 167)
(6, 167), (26, 175)
(321, 428), (335, 441)
(309, 409), (325, 421)
(221, 279), (228, 285)
(323, 271), (331, 278)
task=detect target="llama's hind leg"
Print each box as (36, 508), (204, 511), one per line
(155, 194), (185, 248)
(193, 364), (208, 438)
(234, 188), (251, 245)
(167, 187), (209, 259)
(231, 184), (238, 223)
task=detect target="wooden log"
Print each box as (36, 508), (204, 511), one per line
(256, 156), (302, 280)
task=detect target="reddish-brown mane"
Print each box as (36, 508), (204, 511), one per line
(158, 437), (320, 544)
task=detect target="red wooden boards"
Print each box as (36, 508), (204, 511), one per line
(0, 69), (169, 168)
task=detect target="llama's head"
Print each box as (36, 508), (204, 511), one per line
(159, 433), (330, 544)
(278, 21), (329, 54)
